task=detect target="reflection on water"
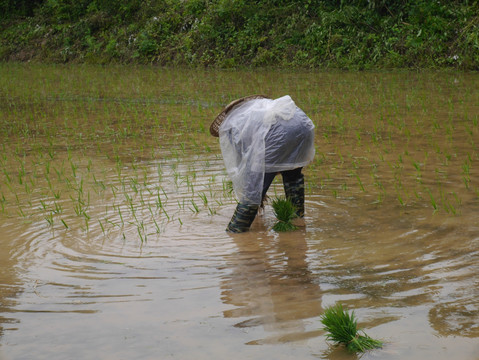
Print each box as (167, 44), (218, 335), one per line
(0, 224), (22, 344)
(221, 229), (323, 344)
(0, 66), (479, 359)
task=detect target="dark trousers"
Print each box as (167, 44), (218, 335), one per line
(262, 167), (303, 200)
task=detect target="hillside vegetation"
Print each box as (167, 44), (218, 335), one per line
(1, 0), (478, 69)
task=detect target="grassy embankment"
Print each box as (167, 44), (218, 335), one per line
(0, 0), (478, 69)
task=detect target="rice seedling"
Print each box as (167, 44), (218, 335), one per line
(426, 188), (438, 212)
(45, 214), (54, 227)
(0, 64), (478, 244)
(198, 192), (208, 206)
(321, 303), (383, 353)
(189, 199), (200, 213)
(271, 197), (297, 232)
(61, 219), (69, 229)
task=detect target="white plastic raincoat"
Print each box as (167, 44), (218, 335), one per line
(219, 95), (315, 205)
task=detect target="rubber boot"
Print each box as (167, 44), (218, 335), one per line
(226, 203), (259, 233)
(283, 174), (305, 218)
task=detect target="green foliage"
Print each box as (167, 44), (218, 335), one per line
(272, 197), (297, 232)
(0, 0), (478, 68)
(272, 220), (297, 232)
(0, 0), (43, 18)
(321, 303), (383, 353)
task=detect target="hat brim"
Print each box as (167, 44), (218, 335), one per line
(209, 94), (269, 137)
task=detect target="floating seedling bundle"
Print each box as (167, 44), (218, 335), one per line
(321, 303), (383, 353)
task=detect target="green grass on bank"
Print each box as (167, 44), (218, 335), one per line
(0, 0), (478, 69)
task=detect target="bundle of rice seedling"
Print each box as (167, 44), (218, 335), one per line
(271, 197), (297, 232)
(321, 303), (383, 353)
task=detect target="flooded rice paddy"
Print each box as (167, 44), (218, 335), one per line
(0, 64), (478, 359)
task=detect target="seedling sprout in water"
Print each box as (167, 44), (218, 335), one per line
(271, 197), (297, 232)
(0, 65), (478, 241)
(321, 303), (383, 353)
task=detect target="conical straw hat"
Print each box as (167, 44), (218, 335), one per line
(210, 94), (269, 137)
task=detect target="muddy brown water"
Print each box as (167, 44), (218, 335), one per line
(0, 65), (479, 359)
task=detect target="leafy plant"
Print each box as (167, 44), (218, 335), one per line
(271, 197), (297, 232)
(1, 0), (478, 68)
(321, 303), (383, 353)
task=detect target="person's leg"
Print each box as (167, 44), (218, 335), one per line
(226, 172), (277, 233)
(262, 172), (277, 200)
(281, 167), (304, 217)
(226, 203), (259, 233)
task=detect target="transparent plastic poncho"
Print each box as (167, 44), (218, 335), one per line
(219, 95), (315, 205)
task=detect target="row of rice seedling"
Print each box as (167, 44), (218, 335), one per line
(301, 72), (479, 215)
(0, 64), (240, 242)
(1, 64), (478, 241)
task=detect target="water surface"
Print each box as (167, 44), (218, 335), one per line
(0, 65), (478, 359)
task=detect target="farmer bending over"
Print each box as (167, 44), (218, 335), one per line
(210, 95), (315, 233)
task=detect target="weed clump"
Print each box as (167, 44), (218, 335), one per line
(321, 303), (383, 353)
(271, 197), (297, 232)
